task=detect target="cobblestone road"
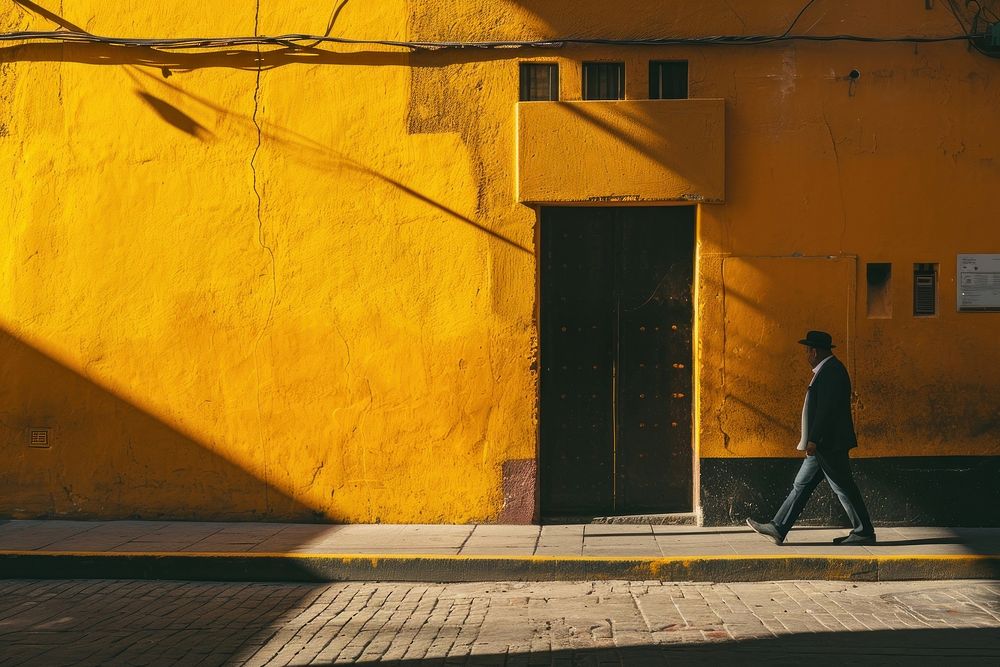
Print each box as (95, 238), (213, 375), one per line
(0, 579), (998, 665)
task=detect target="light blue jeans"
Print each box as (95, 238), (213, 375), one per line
(772, 448), (875, 538)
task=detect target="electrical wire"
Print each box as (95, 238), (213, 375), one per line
(0, 30), (986, 51)
(946, 0), (1000, 57)
(0, 0), (993, 56)
(761, 0), (820, 44)
(968, 0), (1000, 23)
(301, 0), (351, 49)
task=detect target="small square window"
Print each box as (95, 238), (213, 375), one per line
(520, 63), (559, 101)
(583, 62), (625, 100)
(649, 61), (688, 99)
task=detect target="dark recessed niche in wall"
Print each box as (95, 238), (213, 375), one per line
(866, 263), (892, 318)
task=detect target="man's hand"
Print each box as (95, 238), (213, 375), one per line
(805, 442), (817, 457)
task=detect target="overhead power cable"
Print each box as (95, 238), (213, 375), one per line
(945, 0), (1000, 57)
(0, 30), (987, 51)
(3, 0), (996, 57)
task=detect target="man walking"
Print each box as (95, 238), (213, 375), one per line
(747, 330), (876, 545)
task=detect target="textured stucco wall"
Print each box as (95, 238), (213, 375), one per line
(413, 1), (1000, 474)
(517, 99), (725, 203)
(0, 0), (536, 522)
(2, 1), (999, 523)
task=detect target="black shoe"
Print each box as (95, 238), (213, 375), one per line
(746, 518), (784, 545)
(833, 533), (877, 545)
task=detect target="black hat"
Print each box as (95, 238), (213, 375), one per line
(798, 330), (835, 349)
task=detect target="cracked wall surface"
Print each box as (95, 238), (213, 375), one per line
(0, 0), (534, 523)
(1, 1), (999, 524)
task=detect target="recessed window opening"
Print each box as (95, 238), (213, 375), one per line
(583, 62), (625, 100)
(866, 263), (892, 318)
(913, 263), (938, 316)
(520, 63), (559, 101)
(649, 61), (688, 99)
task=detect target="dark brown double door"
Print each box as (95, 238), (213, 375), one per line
(540, 206), (694, 516)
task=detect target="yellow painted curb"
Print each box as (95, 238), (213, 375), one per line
(1, 551), (997, 583)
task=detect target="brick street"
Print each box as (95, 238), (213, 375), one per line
(0, 579), (998, 665)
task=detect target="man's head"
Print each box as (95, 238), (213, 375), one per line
(798, 330), (835, 368)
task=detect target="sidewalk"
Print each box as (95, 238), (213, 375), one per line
(1, 520), (998, 583)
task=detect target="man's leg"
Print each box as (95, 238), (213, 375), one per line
(771, 455), (825, 538)
(815, 449), (876, 537)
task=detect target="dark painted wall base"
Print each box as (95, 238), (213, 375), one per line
(700, 456), (1000, 527)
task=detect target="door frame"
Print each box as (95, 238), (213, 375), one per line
(533, 202), (701, 522)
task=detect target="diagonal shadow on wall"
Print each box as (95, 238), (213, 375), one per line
(0, 39), (527, 72)
(0, 328), (320, 522)
(118, 66), (532, 255)
(0, 6), (534, 528)
(502, 0), (821, 38)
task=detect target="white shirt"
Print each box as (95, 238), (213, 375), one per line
(797, 355), (834, 451)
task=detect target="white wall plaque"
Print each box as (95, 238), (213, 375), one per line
(958, 254), (1000, 312)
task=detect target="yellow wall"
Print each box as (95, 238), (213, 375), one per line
(517, 99), (725, 203)
(1, 1), (536, 522)
(2, 1), (999, 522)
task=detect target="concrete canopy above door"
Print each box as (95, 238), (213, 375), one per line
(517, 99), (725, 204)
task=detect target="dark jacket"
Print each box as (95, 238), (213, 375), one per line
(806, 355), (858, 451)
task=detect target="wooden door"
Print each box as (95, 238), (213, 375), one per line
(540, 206), (694, 516)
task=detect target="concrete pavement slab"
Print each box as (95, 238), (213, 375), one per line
(538, 528), (583, 537)
(460, 547), (539, 556)
(470, 525), (541, 536)
(658, 547), (739, 556)
(0, 520), (997, 583)
(108, 542), (200, 552)
(585, 524), (653, 535)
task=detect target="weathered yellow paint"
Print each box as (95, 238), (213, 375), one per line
(718, 257), (858, 458)
(517, 100), (725, 203)
(0, 1), (535, 523)
(2, 1), (999, 524)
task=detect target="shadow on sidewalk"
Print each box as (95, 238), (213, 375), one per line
(782, 537), (966, 548)
(586, 526), (852, 538)
(0, 579), (322, 665)
(350, 627), (1000, 665)
(1, 578), (997, 664)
